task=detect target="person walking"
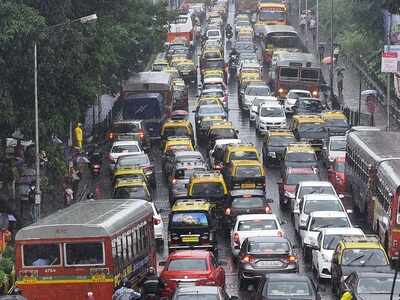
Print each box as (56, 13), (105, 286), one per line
(74, 122), (83, 151)
(309, 17), (317, 45)
(333, 46), (340, 64)
(112, 278), (141, 300)
(337, 70), (344, 100)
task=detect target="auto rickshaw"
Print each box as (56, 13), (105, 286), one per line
(161, 118), (195, 149)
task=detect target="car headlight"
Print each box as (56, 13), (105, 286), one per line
(284, 191), (294, 198)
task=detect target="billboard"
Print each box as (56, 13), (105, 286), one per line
(384, 10), (400, 97)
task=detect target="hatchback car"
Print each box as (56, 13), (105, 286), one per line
(108, 140), (144, 171)
(262, 130), (296, 164)
(115, 153), (155, 187)
(238, 236), (298, 290)
(159, 250), (225, 298)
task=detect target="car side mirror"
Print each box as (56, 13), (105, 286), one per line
(159, 261), (166, 266)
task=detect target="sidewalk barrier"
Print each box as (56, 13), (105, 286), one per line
(343, 106), (371, 126)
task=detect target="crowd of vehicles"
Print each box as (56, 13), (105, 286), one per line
(11, 0), (400, 299)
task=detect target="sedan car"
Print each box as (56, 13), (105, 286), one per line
(108, 140), (144, 171)
(194, 104), (226, 125)
(172, 286), (238, 300)
(159, 250), (226, 298)
(255, 274), (320, 300)
(238, 236), (298, 290)
(327, 156), (347, 193)
(115, 153), (155, 187)
(284, 89), (312, 114)
(322, 135), (346, 167)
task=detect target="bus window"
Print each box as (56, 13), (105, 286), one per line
(300, 69), (319, 82)
(279, 67), (299, 80)
(23, 243), (61, 267)
(126, 230), (133, 260)
(65, 242), (104, 266)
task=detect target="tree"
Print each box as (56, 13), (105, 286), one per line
(383, 0), (400, 14)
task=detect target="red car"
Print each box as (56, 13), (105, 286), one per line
(328, 156), (346, 193)
(159, 250), (226, 298)
(278, 167), (320, 208)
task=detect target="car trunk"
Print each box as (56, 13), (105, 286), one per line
(246, 252), (291, 269)
(169, 226), (214, 248)
(232, 176), (265, 190)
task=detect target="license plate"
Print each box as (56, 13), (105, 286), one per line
(256, 260), (282, 267)
(241, 183), (255, 189)
(182, 235), (199, 243)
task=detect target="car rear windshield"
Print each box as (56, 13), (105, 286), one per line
(117, 154), (149, 167)
(167, 258), (208, 271)
(330, 140), (346, 151)
(112, 123), (141, 133)
(248, 241), (289, 254)
(191, 183), (225, 197)
(260, 107), (284, 118)
(357, 277), (400, 294)
(175, 168), (206, 179)
(286, 173), (319, 185)
(171, 212), (209, 227)
(230, 151), (258, 161)
(236, 166), (262, 177)
(210, 128), (236, 139)
(199, 105), (224, 115)
(323, 234), (361, 250)
(286, 152), (316, 162)
(309, 217), (350, 231)
(266, 281), (311, 297)
(114, 186), (147, 199)
(246, 86), (271, 96)
(163, 127), (189, 137)
(238, 219), (278, 231)
(176, 295), (219, 300)
(303, 200), (343, 214)
(298, 123), (325, 133)
(232, 197), (265, 208)
(342, 249), (388, 266)
(298, 186), (335, 198)
(269, 136), (296, 147)
(111, 144), (139, 153)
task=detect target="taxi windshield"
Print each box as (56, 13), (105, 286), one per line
(286, 152), (316, 162)
(342, 249), (388, 266)
(298, 123), (325, 132)
(286, 173), (319, 185)
(269, 136), (296, 147)
(246, 86), (271, 96)
(163, 127), (189, 137)
(232, 197), (264, 208)
(238, 219), (278, 231)
(175, 168), (206, 179)
(323, 234), (355, 250)
(310, 217), (350, 231)
(114, 186), (148, 199)
(325, 118), (349, 128)
(230, 150), (258, 161)
(191, 182), (225, 197)
(303, 200), (343, 214)
(171, 212), (209, 227)
(210, 128), (236, 139)
(236, 166), (262, 177)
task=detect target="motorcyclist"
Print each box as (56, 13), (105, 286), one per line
(112, 278), (141, 300)
(225, 24), (233, 39)
(142, 267), (163, 299)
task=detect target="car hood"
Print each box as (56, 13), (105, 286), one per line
(341, 265), (392, 277)
(258, 116), (286, 123)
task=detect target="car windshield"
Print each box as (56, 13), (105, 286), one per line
(198, 105), (224, 115)
(289, 92), (311, 99)
(269, 136), (296, 147)
(202, 90), (224, 97)
(297, 99), (323, 113)
(330, 140), (346, 151)
(167, 258), (208, 271)
(298, 186), (335, 198)
(112, 123), (140, 133)
(298, 123), (325, 133)
(114, 186), (148, 199)
(176, 296), (220, 300)
(286, 152), (316, 162)
(238, 219), (278, 231)
(191, 182), (225, 197)
(248, 241), (289, 254)
(259, 10), (286, 22)
(210, 128), (236, 139)
(111, 144), (139, 154)
(232, 197), (265, 209)
(304, 200), (343, 214)
(286, 173), (319, 185)
(236, 166), (262, 177)
(246, 86), (271, 96)
(357, 277), (400, 294)
(342, 249), (388, 266)
(325, 118), (349, 128)
(176, 155), (203, 163)
(266, 281), (311, 297)
(175, 168), (206, 179)
(237, 20), (250, 27)
(260, 107), (284, 117)
(163, 127), (189, 137)
(310, 217), (350, 231)
(171, 212), (209, 227)
(230, 151), (258, 161)
(117, 154), (149, 167)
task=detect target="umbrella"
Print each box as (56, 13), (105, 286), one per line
(75, 155), (90, 164)
(361, 90), (377, 96)
(322, 56), (334, 65)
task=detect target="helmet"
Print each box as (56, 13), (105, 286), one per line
(77, 122), (82, 127)
(122, 277), (130, 287)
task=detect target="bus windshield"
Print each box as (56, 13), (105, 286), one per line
(259, 10), (286, 22)
(122, 97), (163, 120)
(23, 243), (61, 267)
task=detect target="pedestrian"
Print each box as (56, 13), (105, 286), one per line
(112, 278), (141, 300)
(64, 184), (74, 207)
(74, 122), (84, 152)
(309, 17), (317, 44)
(333, 45), (340, 64)
(337, 70), (344, 100)
(299, 13), (306, 34)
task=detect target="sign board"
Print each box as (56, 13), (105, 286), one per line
(381, 50), (399, 73)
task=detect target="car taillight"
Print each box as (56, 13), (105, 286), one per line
(241, 255), (253, 263)
(154, 218), (161, 225)
(171, 178), (177, 185)
(139, 130), (144, 140)
(225, 208), (231, 215)
(265, 206), (272, 214)
(87, 292), (95, 300)
(282, 255), (297, 264)
(233, 232), (240, 245)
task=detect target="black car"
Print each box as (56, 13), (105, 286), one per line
(293, 97), (324, 115)
(255, 273), (320, 300)
(239, 236), (299, 290)
(338, 271), (399, 300)
(224, 190), (273, 229)
(207, 127), (239, 150)
(172, 286), (238, 300)
(262, 132), (296, 164)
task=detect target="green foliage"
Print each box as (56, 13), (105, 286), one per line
(0, 258), (13, 275)
(383, 0), (400, 14)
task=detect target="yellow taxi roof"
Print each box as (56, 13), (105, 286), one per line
(172, 200), (213, 212)
(342, 241), (384, 249)
(209, 121), (234, 129)
(204, 69), (224, 76)
(227, 143), (257, 151)
(293, 115), (324, 124)
(259, 3), (286, 9)
(238, 27), (253, 33)
(269, 130), (294, 137)
(231, 159), (263, 167)
(322, 111), (347, 120)
(153, 59), (169, 65)
(190, 171), (224, 181)
(114, 178), (147, 188)
(287, 143), (315, 153)
(114, 167), (145, 176)
(199, 95), (220, 101)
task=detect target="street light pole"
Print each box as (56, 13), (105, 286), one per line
(316, 0), (319, 49)
(329, 0), (334, 98)
(33, 13), (97, 222)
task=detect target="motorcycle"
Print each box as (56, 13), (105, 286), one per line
(229, 55), (239, 77)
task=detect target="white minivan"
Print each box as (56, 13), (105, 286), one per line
(255, 101), (286, 134)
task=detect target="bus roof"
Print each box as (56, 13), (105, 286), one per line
(275, 51), (319, 67)
(378, 159), (400, 192)
(15, 199), (153, 241)
(123, 72), (173, 93)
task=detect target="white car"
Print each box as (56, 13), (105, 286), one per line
(291, 181), (341, 215)
(151, 202), (165, 244)
(249, 96), (277, 122)
(294, 193), (349, 235)
(301, 211), (352, 257)
(206, 28), (222, 41)
(255, 102), (286, 134)
(243, 84), (271, 110)
(231, 214), (284, 257)
(311, 227), (364, 280)
(109, 140), (144, 171)
(209, 139), (241, 169)
(285, 90), (312, 113)
(322, 135), (346, 167)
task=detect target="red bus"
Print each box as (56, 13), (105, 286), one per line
(15, 199), (156, 300)
(346, 131), (400, 260)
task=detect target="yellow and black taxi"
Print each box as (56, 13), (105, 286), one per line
(152, 57), (169, 72)
(290, 114), (328, 151)
(171, 57), (196, 83)
(197, 95), (223, 107)
(281, 143), (318, 177)
(113, 178), (152, 201)
(187, 171), (228, 213)
(168, 199), (218, 255)
(112, 166), (148, 187)
(162, 136), (195, 167)
(223, 143), (261, 167)
(262, 129), (296, 164)
(207, 121), (239, 150)
(331, 235), (391, 294)
(223, 190), (273, 229)
(202, 69), (225, 86)
(224, 160), (265, 191)
(321, 111), (350, 136)
(196, 115), (226, 140)
(238, 71), (262, 99)
(161, 118), (195, 149)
